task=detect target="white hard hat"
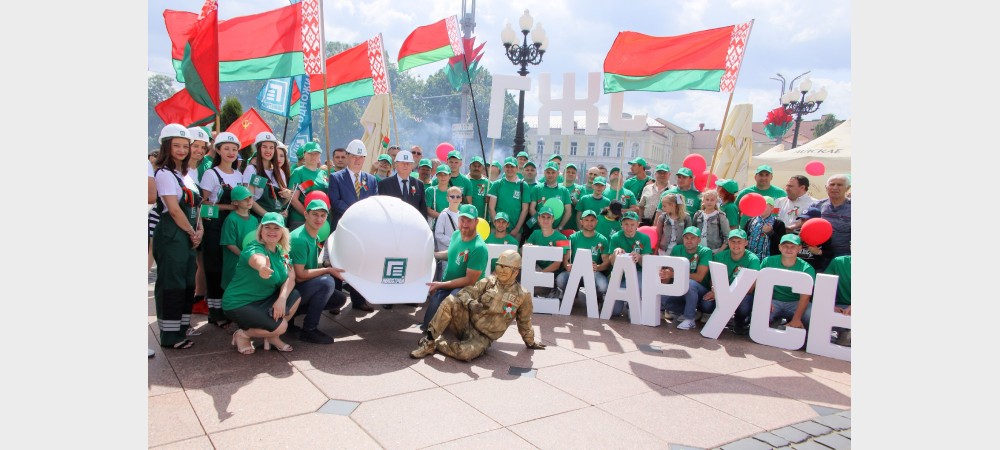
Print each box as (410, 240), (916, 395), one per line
(159, 123), (191, 144)
(328, 196), (435, 304)
(214, 132), (241, 148)
(345, 139), (367, 156)
(254, 131), (278, 147)
(395, 150), (414, 163)
(187, 127), (210, 144)
(276, 141), (288, 150)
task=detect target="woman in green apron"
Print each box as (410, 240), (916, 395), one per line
(243, 132), (288, 218)
(198, 131), (243, 329)
(187, 127), (212, 315)
(152, 124), (204, 349)
(274, 143), (294, 218)
(287, 142), (329, 231)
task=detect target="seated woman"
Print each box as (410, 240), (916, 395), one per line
(221, 212), (301, 354)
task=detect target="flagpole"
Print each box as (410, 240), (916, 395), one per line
(488, 138), (495, 165)
(461, 48), (487, 162)
(708, 92), (734, 179)
(282, 115), (289, 142)
(318, 0), (331, 163)
(616, 131), (627, 202)
(381, 34), (400, 149)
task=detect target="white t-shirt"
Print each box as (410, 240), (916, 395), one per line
(242, 165), (276, 201)
(434, 208), (460, 252)
(774, 194), (818, 227)
(147, 160), (154, 177)
(155, 168), (200, 213)
(200, 167), (244, 204)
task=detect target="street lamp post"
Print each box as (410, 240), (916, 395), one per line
(781, 78), (828, 148)
(501, 9), (548, 155)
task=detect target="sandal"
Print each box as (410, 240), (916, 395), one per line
(263, 337), (293, 352)
(231, 330), (255, 355)
(171, 339), (195, 350)
(212, 319), (237, 332)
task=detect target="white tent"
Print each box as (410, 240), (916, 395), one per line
(750, 119), (851, 200)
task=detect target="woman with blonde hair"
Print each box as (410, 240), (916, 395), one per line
(692, 189), (731, 254)
(654, 193), (691, 255)
(222, 212), (301, 354)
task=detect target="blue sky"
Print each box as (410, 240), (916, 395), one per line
(147, 0), (850, 132)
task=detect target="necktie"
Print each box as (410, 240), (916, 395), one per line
(401, 178), (409, 200)
(354, 173), (362, 198)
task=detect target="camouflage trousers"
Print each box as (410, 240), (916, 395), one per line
(427, 296), (493, 361)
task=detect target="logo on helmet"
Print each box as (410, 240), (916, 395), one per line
(382, 258), (408, 284)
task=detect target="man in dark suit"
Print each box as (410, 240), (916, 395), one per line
(377, 149), (426, 220)
(327, 139), (379, 311)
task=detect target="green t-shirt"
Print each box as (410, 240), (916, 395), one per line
(760, 256), (816, 302)
(442, 232), (488, 282)
(425, 186), (451, 214)
(222, 240), (290, 310)
(431, 173), (472, 197)
(607, 230), (653, 268)
(606, 187), (638, 209)
(577, 194), (611, 221)
(289, 225), (321, 270)
(664, 186), (702, 216)
(721, 201), (740, 228)
(562, 183), (585, 231)
(670, 244), (714, 287)
(595, 213), (622, 241)
(623, 176), (653, 200)
(531, 183), (571, 228)
(219, 212), (259, 289)
(487, 178), (529, 224)
(569, 230), (609, 265)
(736, 185), (787, 227)
(467, 177), (490, 219)
(288, 166), (329, 223)
(485, 232), (519, 272)
(712, 249), (761, 284)
(526, 228), (569, 268)
(824, 255), (851, 305)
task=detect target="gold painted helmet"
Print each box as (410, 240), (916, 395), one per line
(497, 249), (521, 269)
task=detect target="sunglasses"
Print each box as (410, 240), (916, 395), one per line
(448, 195), (462, 199)
(412, 152), (422, 155)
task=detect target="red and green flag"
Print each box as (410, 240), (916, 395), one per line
(289, 34), (390, 115)
(164, 2), (307, 82)
(444, 37), (485, 91)
(397, 15), (463, 72)
(603, 21), (754, 94)
(223, 108), (273, 150)
(155, 0), (219, 126)
(155, 89), (216, 127)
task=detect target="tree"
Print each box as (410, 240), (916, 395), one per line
(148, 74), (176, 150)
(813, 114), (844, 138)
(219, 97), (243, 132)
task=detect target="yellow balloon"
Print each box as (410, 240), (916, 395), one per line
(476, 217), (490, 240)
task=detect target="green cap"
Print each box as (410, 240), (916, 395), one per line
(436, 165), (452, 175)
(727, 229), (748, 240)
(676, 167), (694, 177)
(593, 176), (607, 186)
(302, 142), (321, 154)
(581, 209), (598, 218)
(494, 211), (510, 223)
(655, 163), (670, 172)
(516, 151), (530, 159)
(418, 158), (432, 168)
(447, 150), (463, 160)
(491, 161), (501, 168)
(230, 185), (252, 202)
(716, 179), (739, 194)
(469, 156), (485, 166)
(377, 154), (393, 164)
(306, 199), (329, 212)
(683, 226), (701, 237)
(628, 157), (648, 168)
(523, 161), (537, 168)
(622, 211), (639, 222)
(544, 162), (559, 172)
(538, 205), (555, 217)
(565, 163), (578, 171)
(610, 167), (621, 174)
(296, 147), (305, 161)
(756, 164), (774, 174)
(503, 156), (518, 167)
(780, 234), (802, 245)
(458, 204), (478, 219)
(261, 212), (285, 227)
(764, 196), (775, 207)
(548, 154), (562, 161)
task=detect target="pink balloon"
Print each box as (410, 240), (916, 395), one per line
(800, 218), (833, 246)
(805, 161), (826, 176)
(739, 193), (767, 217)
(695, 171), (719, 191)
(435, 142), (455, 161)
(638, 225), (659, 250)
(683, 154), (707, 174)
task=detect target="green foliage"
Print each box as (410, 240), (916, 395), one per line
(219, 97), (243, 132)
(814, 114), (844, 138)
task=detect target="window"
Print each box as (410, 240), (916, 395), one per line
(536, 139), (544, 159)
(553, 141), (561, 155)
(616, 142), (623, 157)
(632, 142), (640, 158)
(570, 141), (578, 156)
(602, 142), (611, 157)
(587, 142), (595, 156)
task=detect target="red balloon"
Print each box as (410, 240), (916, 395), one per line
(805, 161), (826, 176)
(561, 229), (575, 238)
(683, 154), (707, 174)
(739, 193), (767, 217)
(435, 142), (455, 161)
(638, 225), (659, 250)
(304, 190), (330, 209)
(694, 171), (719, 191)
(800, 218), (833, 246)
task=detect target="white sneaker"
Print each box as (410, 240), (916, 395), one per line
(677, 319), (696, 330)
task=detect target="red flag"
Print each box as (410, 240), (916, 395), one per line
(179, 0), (220, 113)
(297, 179), (315, 193)
(224, 108), (273, 149)
(154, 88), (216, 127)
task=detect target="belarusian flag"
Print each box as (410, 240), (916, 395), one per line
(603, 21), (753, 94)
(397, 16), (463, 72)
(444, 37), (485, 91)
(154, 0), (219, 126)
(155, 88), (216, 127)
(164, 2), (306, 82)
(289, 34), (390, 114)
(224, 108), (273, 150)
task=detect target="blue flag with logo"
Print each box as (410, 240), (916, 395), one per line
(257, 78), (294, 117)
(288, 74), (313, 158)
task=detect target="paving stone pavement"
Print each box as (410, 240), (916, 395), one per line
(717, 410), (851, 449)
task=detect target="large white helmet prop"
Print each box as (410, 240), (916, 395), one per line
(327, 196), (434, 304)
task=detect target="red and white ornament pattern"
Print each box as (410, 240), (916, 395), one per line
(446, 15), (463, 56)
(301, 0), (324, 75)
(720, 20), (752, 93)
(368, 34), (389, 95)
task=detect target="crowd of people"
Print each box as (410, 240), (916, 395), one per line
(148, 123), (852, 355)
